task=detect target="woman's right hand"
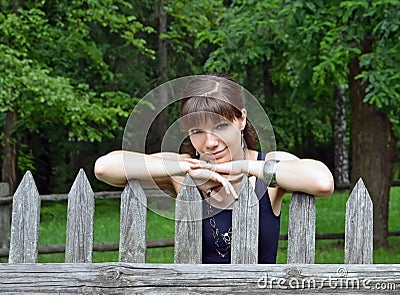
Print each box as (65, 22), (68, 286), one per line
(186, 166), (238, 202)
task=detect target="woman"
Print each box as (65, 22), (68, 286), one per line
(94, 73), (334, 263)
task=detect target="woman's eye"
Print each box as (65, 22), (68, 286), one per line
(189, 129), (202, 135)
(216, 123), (228, 130)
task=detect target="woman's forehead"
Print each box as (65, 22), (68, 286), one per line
(189, 116), (232, 128)
(181, 111), (233, 129)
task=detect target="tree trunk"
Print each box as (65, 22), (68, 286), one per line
(157, 0), (168, 83)
(333, 85), (349, 187)
(2, 110), (18, 193)
(146, 0), (169, 153)
(263, 59), (274, 101)
(349, 57), (396, 249)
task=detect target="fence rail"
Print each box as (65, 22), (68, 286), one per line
(0, 169), (399, 294)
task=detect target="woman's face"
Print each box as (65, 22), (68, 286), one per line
(188, 112), (246, 163)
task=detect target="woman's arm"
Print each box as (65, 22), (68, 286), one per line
(187, 151), (334, 197)
(94, 151), (239, 200)
(94, 151), (190, 187)
(248, 151), (334, 197)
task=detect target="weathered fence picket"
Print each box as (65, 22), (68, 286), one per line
(8, 171), (40, 263)
(65, 169), (95, 263)
(119, 179), (147, 263)
(174, 174), (202, 263)
(287, 193), (316, 264)
(345, 178), (373, 264)
(0, 169), (398, 294)
(231, 176), (259, 264)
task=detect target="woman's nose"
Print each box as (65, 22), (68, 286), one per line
(205, 131), (219, 148)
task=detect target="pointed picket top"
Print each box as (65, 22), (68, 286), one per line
(345, 178), (373, 264)
(231, 175), (259, 264)
(119, 179), (147, 263)
(175, 173), (203, 220)
(174, 174), (202, 263)
(68, 169), (94, 198)
(65, 169), (95, 263)
(9, 171), (41, 263)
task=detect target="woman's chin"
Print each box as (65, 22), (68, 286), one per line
(215, 155), (231, 164)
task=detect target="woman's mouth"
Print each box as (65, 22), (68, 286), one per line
(212, 147), (227, 158)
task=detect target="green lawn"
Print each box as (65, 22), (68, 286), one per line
(37, 187), (400, 264)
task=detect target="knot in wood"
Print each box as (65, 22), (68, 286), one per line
(102, 268), (121, 281)
(286, 266), (302, 277)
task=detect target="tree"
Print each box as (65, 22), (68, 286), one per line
(282, 0), (399, 248)
(190, 0), (399, 248)
(194, 0), (335, 163)
(0, 0), (153, 192)
(333, 85), (349, 186)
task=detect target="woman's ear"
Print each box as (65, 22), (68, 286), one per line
(240, 108), (247, 130)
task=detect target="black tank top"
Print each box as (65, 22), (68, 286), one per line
(202, 152), (281, 263)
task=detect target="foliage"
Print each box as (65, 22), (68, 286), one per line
(196, 0), (283, 76)
(190, 0), (334, 157)
(0, 0), (154, 190)
(164, 0), (226, 76)
(0, 0), (399, 192)
(281, 0), (400, 125)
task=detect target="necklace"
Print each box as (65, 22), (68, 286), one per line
(207, 203), (232, 258)
(206, 146), (247, 258)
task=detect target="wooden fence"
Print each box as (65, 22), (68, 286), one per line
(0, 169), (399, 294)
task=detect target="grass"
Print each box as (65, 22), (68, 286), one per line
(37, 187), (400, 264)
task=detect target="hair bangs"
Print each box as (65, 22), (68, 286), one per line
(180, 96), (241, 130)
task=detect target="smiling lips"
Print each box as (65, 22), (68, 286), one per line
(212, 147), (227, 159)
(200, 148), (227, 163)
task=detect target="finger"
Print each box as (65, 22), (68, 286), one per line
(213, 164), (234, 174)
(230, 184), (239, 200)
(211, 174), (229, 194)
(222, 179), (231, 195)
(226, 173), (244, 183)
(225, 181), (238, 200)
(216, 179), (238, 200)
(191, 163), (216, 171)
(184, 158), (201, 164)
(189, 163), (201, 169)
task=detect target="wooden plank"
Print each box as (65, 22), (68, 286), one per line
(119, 180), (147, 263)
(37, 188), (170, 202)
(0, 238), (175, 257)
(0, 263), (399, 293)
(65, 169), (95, 263)
(8, 171), (41, 263)
(287, 192), (316, 264)
(231, 175), (259, 264)
(174, 175), (202, 263)
(0, 183), (10, 252)
(0, 188), (171, 204)
(345, 178), (373, 264)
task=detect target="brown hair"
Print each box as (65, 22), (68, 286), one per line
(180, 73), (257, 156)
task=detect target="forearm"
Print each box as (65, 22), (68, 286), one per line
(244, 157), (334, 197)
(94, 151), (189, 187)
(273, 159), (334, 196)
